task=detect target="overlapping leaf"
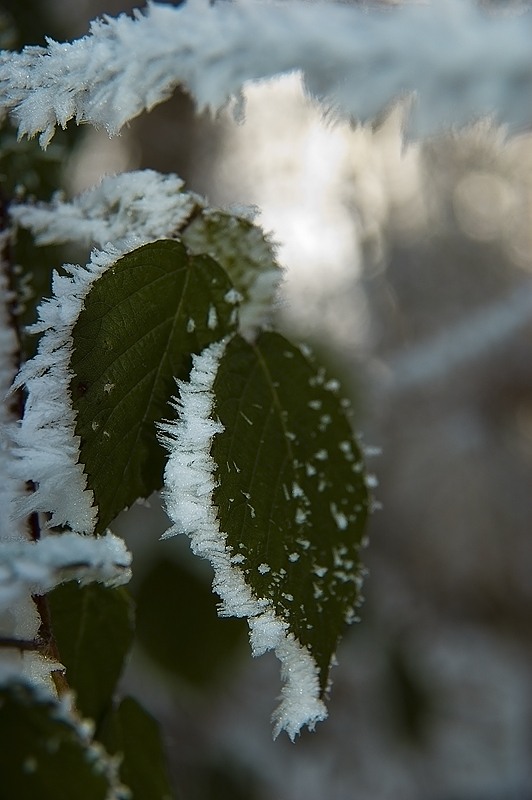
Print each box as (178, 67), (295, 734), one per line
(181, 210), (280, 336)
(0, 683), (119, 800)
(47, 583), (135, 724)
(211, 332), (369, 689)
(135, 558), (247, 687)
(70, 239), (238, 533)
(97, 697), (174, 800)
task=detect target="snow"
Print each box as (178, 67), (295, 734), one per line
(160, 339), (328, 739)
(0, 1), (531, 146)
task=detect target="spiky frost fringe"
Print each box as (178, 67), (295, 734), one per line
(0, 531), (132, 608)
(12, 170), (283, 341)
(10, 247), (122, 533)
(0, 679), (132, 800)
(160, 339), (327, 740)
(10, 170), (199, 252)
(1, 0), (531, 144)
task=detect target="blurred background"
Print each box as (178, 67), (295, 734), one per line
(2, 0), (532, 797)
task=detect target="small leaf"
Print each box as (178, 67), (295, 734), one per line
(47, 583), (135, 724)
(181, 211), (281, 337)
(211, 332), (369, 691)
(135, 557), (247, 687)
(97, 697), (174, 800)
(0, 683), (116, 800)
(70, 239), (238, 533)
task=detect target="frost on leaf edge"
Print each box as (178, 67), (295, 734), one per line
(11, 169), (283, 341)
(9, 247), (124, 533)
(159, 338), (327, 740)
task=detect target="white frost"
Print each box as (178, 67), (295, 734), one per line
(12, 170), (283, 341)
(9, 247), (122, 532)
(0, 532), (132, 608)
(10, 170), (199, 253)
(160, 339), (327, 739)
(0, 0), (531, 146)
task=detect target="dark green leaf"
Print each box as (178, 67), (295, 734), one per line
(0, 682), (114, 800)
(70, 239), (238, 533)
(135, 557), (247, 687)
(212, 332), (369, 691)
(47, 583), (135, 724)
(97, 697), (174, 800)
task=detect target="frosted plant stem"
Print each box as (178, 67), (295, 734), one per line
(0, 0), (531, 147)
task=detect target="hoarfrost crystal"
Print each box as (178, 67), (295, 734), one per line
(0, 532), (132, 608)
(9, 247), (122, 533)
(159, 340), (327, 739)
(0, 0), (531, 143)
(12, 170), (282, 339)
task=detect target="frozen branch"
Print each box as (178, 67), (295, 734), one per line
(0, 0), (531, 147)
(0, 232), (28, 543)
(11, 170), (199, 252)
(0, 532), (132, 609)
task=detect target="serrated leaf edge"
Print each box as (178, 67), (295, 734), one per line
(0, 681), (132, 800)
(159, 338), (327, 741)
(9, 246), (122, 533)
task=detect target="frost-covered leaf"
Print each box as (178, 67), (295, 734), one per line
(97, 697), (174, 800)
(135, 557), (247, 687)
(160, 334), (369, 738)
(181, 210), (280, 339)
(47, 583), (135, 724)
(212, 334), (369, 684)
(70, 239), (238, 533)
(0, 682), (125, 800)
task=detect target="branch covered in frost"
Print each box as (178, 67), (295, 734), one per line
(1, 0), (531, 147)
(0, 532), (132, 608)
(159, 340), (327, 739)
(11, 171), (200, 252)
(9, 247), (121, 533)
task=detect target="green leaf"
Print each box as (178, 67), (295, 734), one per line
(70, 239), (238, 533)
(97, 697), (174, 800)
(0, 683), (117, 800)
(212, 332), (369, 691)
(135, 557), (247, 687)
(181, 211), (280, 336)
(47, 583), (135, 724)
